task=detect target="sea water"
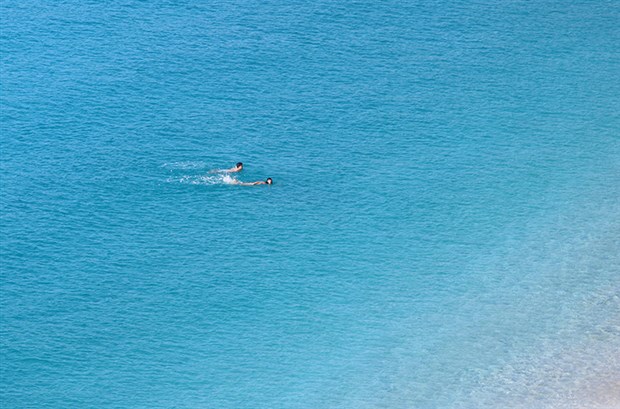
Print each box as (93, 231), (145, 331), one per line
(1, 1), (619, 408)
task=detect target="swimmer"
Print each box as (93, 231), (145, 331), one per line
(210, 162), (243, 173)
(231, 177), (273, 186)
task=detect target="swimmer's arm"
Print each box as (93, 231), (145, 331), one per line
(235, 181), (263, 186)
(209, 167), (238, 174)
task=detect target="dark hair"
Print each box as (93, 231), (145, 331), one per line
(236, 162), (243, 168)
(266, 178), (273, 184)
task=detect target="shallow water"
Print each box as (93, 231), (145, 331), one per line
(1, 1), (619, 408)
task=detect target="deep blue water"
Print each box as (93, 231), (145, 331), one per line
(1, 1), (619, 408)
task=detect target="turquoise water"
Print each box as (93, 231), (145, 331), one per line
(1, 1), (619, 408)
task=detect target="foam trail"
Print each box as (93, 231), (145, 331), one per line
(221, 174), (236, 185)
(166, 173), (238, 186)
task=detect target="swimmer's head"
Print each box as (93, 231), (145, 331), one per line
(236, 162), (243, 170)
(266, 178), (273, 185)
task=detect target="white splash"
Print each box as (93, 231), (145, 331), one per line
(166, 173), (238, 186)
(221, 174), (237, 185)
